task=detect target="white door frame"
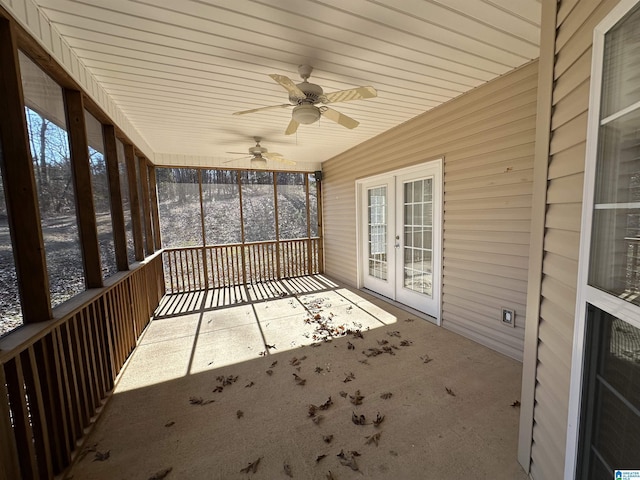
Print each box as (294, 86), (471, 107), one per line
(355, 159), (443, 323)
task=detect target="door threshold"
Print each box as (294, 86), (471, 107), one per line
(360, 288), (439, 326)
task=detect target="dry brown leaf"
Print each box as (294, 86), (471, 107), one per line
(240, 457), (261, 474)
(352, 412), (366, 425)
(373, 412), (385, 427)
(148, 467), (172, 480)
(445, 387), (456, 397)
(380, 392), (393, 400)
(236, 410), (244, 419)
(164, 421), (175, 428)
(365, 432), (382, 446)
(284, 462), (293, 478)
(93, 450), (110, 462)
(349, 390), (364, 405)
(316, 454), (327, 463)
(511, 400), (521, 408)
(323, 435), (334, 444)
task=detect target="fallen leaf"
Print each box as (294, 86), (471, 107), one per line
(236, 410), (244, 419)
(420, 355), (433, 364)
(240, 457), (261, 474)
(293, 373), (306, 386)
(445, 387), (456, 397)
(365, 432), (382, 446)
(290, 357), (301, 366)
(373, 412), (385, 427)
(358, 359), (370, 365)
(339, 391), (348, 398)
(266, 370), (274, 376)
(164, 421), (175, 428)
(400, 340), (412, 346)
(337, 449), (359, 471)
(270, 361), (278, 368)
(265, 344), (276, 350)
(511, 400), (521, 408)
(405, 318), (415, 322)
(380, 392), (393, 400)
(350, 450), (361, 457)
(363, 348), (384, 357)
(213, 386), (224, 393)
(189, 396), (214, 406)
(343, 372), (355, 383)
(352, 412), (366, 425)
(148, 467), (172, 480)
(326, 472), (335, 480)
(309, 405), (318, 417)
(319, 396), (333, 410)
(93, 450), (110, 462)
(387, 331), (401, 338)
(349, 390), (364, 405)
(284, 462), (293, 478)
(245, 381), (255, 388)
(312, 415), (324, 425)
(323, 435), (334, 444)
(377, 339), (389, 346)
(347, 341), (355, 350)
(316, 454), (327, 463)
(259, 351), (267, 356)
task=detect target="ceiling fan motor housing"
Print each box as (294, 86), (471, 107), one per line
(290, 81), (323, 104)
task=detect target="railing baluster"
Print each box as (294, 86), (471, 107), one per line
(0, 365), (21, 480)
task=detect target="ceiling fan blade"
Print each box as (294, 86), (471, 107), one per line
(263, 152), (296, 165)
(285, 119), (300, 135)
(320, 86), (377, 104)
(224, 156), (250, 163)
(225, 151), (249, 155)
(269, 74), (306, 100)
(321, 107), (359, 129)
(233, 104), (292, 115)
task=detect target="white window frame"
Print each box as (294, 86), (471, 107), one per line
(565, 0), (640, 477)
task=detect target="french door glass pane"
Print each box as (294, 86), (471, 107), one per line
(403, 178), (432, 296)
(367, 186), (387, 280)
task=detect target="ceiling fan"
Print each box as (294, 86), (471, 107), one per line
(233, 65), (377, 135)
(225, 137), (296, 166)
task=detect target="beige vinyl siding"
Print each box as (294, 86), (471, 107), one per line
(322, 61), (538, 361)
(528, 0), (620, 478)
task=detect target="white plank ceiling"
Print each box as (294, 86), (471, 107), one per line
(29, 0), (541, 169)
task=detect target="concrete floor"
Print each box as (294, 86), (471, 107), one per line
(65, 276), (528, 480)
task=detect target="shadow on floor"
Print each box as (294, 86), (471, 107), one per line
(65, 277), (527, 480)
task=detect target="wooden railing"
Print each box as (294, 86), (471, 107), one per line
(0, 254), (164, 480)
(163, 238), (321, 293)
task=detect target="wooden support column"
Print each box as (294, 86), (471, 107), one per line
(237, 172), (247, 285)
(124, 143), (144, 261)
(316, 175), (324, 273)
(103, 125), (128, 271)
(0, 18), (52, 322)
(198, 170), (209, 289)
(139, 157), (154, 255)
(272, 173), (281, 279)
(305, 174), (312, 274)
(148, 166), (162, 250)
(64, 89), (102, 288)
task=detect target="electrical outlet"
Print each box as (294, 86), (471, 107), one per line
(501, 308), (515, 327)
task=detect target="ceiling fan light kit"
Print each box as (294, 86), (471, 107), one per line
(292, 104), (321, 124)
(233, 65), (377, 135)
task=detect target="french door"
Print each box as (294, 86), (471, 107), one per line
(358, 161), (442, 321)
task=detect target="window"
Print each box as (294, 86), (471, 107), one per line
(277, 172), (307, 239)
(240, 171), (275, 242)
(157, 168), (202, 247)
(116, 139), (136, 264)
(571, 2), (640, 479)
(0, 144), (22, 337)
(202, 169), (241, 245)
(20, 52), (85, 308)
(85, 110), (117, 278)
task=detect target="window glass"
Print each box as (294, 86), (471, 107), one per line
(601, 5), (640, 118)
(240, 171), (275, 242)
(156, 168), (202, 247)
(116, 139), (135, 265)
(135, 155), (148, 254)
(0, 143), (23, 336)
(202, 169), (241, 245)
(277, 172), (307, 239)
(84, 110), (117, 278)
(20, 52), (85, 307)
(309, 173), (319, 237)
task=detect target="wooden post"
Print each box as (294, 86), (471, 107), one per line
(64, 89), (103, 288)
(138, 156), (154, 255)
(305, 174), (312, 274)
(148, 166), (162, 250)
(237, 172), (247, 285)
(0, 18), (52, 323)
(272, 173), (282, 279)
(103, 125), (129, 271)
(124, 143), (144, 261)
(316, 174), (324, 273)
(198, 170), (209, 289)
